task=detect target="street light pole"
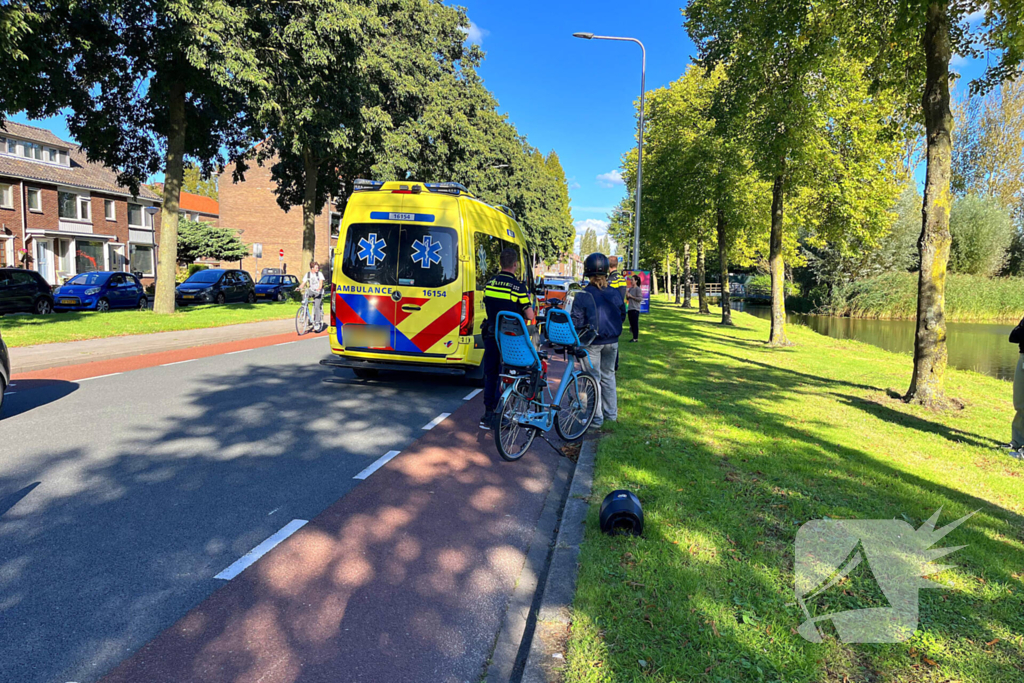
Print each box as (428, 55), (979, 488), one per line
(573, 32), (646, 271)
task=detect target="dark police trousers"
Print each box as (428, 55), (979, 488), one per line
(483, 335), (502, 412)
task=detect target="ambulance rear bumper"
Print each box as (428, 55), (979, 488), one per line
(320, 356), (469, 376)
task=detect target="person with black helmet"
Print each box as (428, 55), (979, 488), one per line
(480, 247), (535, 430)
(577, 252), (626, 428)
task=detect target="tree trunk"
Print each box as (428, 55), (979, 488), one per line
(674, 257), (682, 304)
(682, 243), (692, 308)
(717, 206), (733, 326)
(664, 253), (670, 298)
(697, 238), (709, 314)
(906, 1), (953, 405)
(652, 268), (659, 297)
(301, 145), (319, 270)
(768, 172), (791, 345)
(154, 79), (186, 315)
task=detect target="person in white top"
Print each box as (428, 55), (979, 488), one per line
(302, 260), (326, 331)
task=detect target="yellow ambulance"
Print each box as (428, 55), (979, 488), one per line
(323, 180), (536, 380)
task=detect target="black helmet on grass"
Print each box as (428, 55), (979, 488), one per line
(583, 253), (609, 278)
(599, 489), (644, 536)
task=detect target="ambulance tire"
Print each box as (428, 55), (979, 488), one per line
(353, 368), (379, 380)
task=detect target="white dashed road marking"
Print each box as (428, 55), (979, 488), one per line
(353, 450), (401, 480)
(78, 373), (123, 382)
(161, 359), (196, 367)
(463, 388), (482, 401)
(422, 413), (450, 430)
(214, 519), (308, 580)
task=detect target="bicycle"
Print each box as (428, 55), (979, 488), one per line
(493, 308), (601, 461)
(295, 289), (322, 336)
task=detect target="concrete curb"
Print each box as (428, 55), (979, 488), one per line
(519, 437), (597, 683)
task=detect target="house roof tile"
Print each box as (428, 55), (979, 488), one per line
(0, 120), (71, 149)
(179, 191), (219, 216)
(0, 146), (161, 202)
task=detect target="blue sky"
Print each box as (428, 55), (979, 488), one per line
(9, 2), (996, 252)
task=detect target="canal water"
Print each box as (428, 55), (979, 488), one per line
(738, 304), (1021, 381)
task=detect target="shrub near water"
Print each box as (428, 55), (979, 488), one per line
(825, 271), (1024, 322)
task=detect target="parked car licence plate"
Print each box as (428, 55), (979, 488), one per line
(60, 298), (77, 305)
(183, 295), (195, 299)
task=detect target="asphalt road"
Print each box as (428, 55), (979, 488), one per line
(0, 338), (499, 683)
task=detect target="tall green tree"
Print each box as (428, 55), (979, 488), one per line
(182, 163), (218, 200)
(685, 4), (903, 346)
(177, 220), (249, 264)
(5, 0), (266, 314)
(833, 0), (1024, 405)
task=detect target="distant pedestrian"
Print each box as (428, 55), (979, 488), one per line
(608, 256), (627, 369)
(302, 260), (325, 332)
(480, 248), (535, 430)
(1009, 317), (1024, 458)
(574, 253), (625, 429)
(627, 275), (643, 342)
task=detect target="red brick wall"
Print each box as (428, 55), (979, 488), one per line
(0, 177), (24, 267)
(218, 161), (334, 278)
(24, 182), (58, 231)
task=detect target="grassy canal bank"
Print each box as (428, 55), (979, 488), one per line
(564, 299), (1023, 682)
(818, 271), (1024, 323)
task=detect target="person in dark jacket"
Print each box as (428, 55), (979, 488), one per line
(1009, 318), (1024, 457)
(575, 253), (626, 428)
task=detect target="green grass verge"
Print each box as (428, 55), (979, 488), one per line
(0, 300), (329, 347)
(825, 272), (1024, 322)
(565, 297), (1023, 683)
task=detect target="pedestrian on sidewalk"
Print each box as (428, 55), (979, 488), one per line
(575, 253), (625, 429)
(1008, 316), (1024, 458)
(626, 275), (643, 342)
(302, 261), (326, 332)
(480, 248), (535, 430)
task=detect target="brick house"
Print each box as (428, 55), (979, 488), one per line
(151, 183), (219, 225)
(217, 160), (337, 278)
(0, 121), (162, 285)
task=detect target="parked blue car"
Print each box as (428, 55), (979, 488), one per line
(53, 272), (148, 312)
(255, 274), (301, 302)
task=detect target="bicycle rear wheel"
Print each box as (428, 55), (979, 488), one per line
(554, 371), (600, 441)
(494, 388), (537, 461)
(295, 304), (309, 336)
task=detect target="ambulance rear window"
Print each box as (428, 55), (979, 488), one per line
(343, 223), (458, 287)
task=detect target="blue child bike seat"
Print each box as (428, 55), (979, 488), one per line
(545, 308), (581, 347)
(495, 311), (541, 370)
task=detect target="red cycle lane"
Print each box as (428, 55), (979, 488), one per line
(99, 398), (564, 683)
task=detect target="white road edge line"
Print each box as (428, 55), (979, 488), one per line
(161, 359), (196, 367)
(422, 413), (451, 430)
(463, 388), (482, 401)
(214, 519), (308, 581)
(353, 450), (401, 480)
(225, 349), (253, 355)
(78, 373), (122, 382)
(275, 341), (298, 346)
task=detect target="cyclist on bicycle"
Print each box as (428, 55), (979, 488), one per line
(481, 248), (535, 430)
(301, 260), (325, 332)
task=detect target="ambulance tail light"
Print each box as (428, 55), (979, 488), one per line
(459, 291), (474, 336)
(330, 283), (337, 327)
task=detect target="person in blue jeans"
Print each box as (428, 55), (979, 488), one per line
(572, 253), (626, 428)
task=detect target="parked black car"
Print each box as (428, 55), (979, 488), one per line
(0, 268), (54, 315)
(255, 274), (300, 301)
(175, 269), (256, 305)
(0, 328), (10, 416)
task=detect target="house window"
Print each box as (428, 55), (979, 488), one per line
(21, 141), (42, 160)
(130, 245), (154, 276)
(47, 148), (57, 163)
(6, 138), (16, 154)
(0, 183), (11, 209)
(105, 199), (116, 221)
(330, 212), (341, 238)
(59, 150), (68, 166)
(27, 188), (42, 211)
(128, 203), (142, 227)
(76, 240), (105, 273)
(59, 191), (91, 220)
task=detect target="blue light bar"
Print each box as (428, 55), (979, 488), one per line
(353, 179), (385, 192)
(424, 182), (470, 196)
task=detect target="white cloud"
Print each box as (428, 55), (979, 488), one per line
(966, 5), (987, 23)
(574, 218), (611, 236)
(950, 53), (969, 66)
(596, 170), (624, 188)
(461, 21), (489, 45)
(568, 176), (582, 190)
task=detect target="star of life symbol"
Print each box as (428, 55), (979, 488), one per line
(791, 508), (975, 643)
(358, 233), (386, 267)
(411, 235), (442, 268)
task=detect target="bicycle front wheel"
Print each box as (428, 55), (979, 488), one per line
(494, 388), (537, 462)
(295, 304), (309, 336)
(554, 371), (600, 441)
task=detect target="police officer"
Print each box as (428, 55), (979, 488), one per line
(480, 247), (535, 430)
